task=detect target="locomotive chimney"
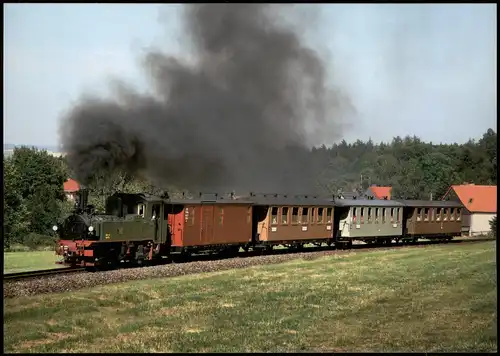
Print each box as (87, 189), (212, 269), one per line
(78, 185), (89, 212)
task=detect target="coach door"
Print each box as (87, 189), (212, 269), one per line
(152, 203), (162, 243)
(200, 204), (215, 244)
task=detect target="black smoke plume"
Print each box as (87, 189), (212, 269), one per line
(60, 4), (350, 195)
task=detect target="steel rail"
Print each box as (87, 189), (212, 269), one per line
(3, 267), (87, 281)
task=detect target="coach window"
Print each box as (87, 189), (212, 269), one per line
(381, 208), (386, 223)
(389, 208), (394, 222)
(374, 208), (379, 223)
(152, 204), (161, 220)
(137, 203), (145, 218)
(450, 208), (455, 221)
(395, 208), (400, 223)
(429, 208), (435, 221)
(443, 208), (449, 221)
(416, 208), (421, 221)
(360, 208), (365, 224)
(326, 208), (333, 223)
(297, 208), (303, 224)
(281, 207), (289, 225)
(457, 208), (462, 221)
(367, 208), (372, 223)
(292, 207), (299, 224)
(271, 207), (278, 225)
(424, 208), (429, 221)
(436, 208), (442, 221)
(302, 207), (309, 224)
(317, 207), (324, 224)
(311, 208), (316, 225)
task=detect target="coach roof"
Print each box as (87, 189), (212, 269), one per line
(238, 193), (334, 207)
(394, 199), (464, 208)
(334, 198), (405, 207)
(165, 198), (254, 205)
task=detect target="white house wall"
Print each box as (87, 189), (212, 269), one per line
(470, 213), (496, 235)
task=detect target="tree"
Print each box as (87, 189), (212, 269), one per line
(4, 147), (67, 247)
(3, 158), (30, 247)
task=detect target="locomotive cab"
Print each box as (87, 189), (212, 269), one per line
(105, 193), (151, 219)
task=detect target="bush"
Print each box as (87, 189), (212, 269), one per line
(4, 243), (55, 253)
(21, 233), (56, 250)
(4, 244), (32, 253)
(489, 216), (497, 238)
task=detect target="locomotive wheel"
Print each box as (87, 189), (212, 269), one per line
(222, 246), (239, 257)
(293, 243), (304, 250)
(136, 256), (145, 267)
(180, 250), (191, 262)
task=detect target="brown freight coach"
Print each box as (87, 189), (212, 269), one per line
(396, 200), (464, 239)
(165, 194), (254, 253)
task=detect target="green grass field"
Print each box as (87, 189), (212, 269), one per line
(4, 241), (496, 353)
(3, 250), (61, 274)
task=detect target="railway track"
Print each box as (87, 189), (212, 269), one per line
(3, 267), (87, 281)
(3, 237), (493, 282)
(171, 236), (495, 263)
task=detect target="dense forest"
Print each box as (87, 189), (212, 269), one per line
(3, 128), (497, 249)
(313, 128), (497, 200)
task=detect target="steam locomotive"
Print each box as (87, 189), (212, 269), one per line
(54, 188), (464, 269)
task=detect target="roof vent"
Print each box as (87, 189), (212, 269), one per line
(468, 198), (473, 204)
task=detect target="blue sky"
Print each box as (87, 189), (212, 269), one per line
(4, 4), (497, 147)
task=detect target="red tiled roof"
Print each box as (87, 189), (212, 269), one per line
(370, 186), (392, 199)
(444, 184), (497, 213)
(63, 179), (80, 192)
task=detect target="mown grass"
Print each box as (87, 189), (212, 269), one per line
(4, 250), (61, 274)
(4, 241), (497, 353)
